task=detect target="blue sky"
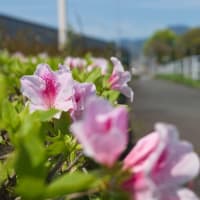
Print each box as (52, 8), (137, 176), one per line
(0, 0), (200, 40)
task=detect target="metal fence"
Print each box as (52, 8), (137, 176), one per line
(156, 55), (200, 80)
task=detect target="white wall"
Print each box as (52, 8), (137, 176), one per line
(156, 55), (200, 80)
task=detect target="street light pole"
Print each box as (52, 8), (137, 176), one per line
(58, 0), (67, 50)
(116, 0), (122, 58)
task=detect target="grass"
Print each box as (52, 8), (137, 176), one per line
(156, 74), (200, 88)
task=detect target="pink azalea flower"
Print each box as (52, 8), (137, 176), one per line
(70, 82), (96, 120)
(70, 96), (128, 167)
(109, 57), (134, 102)
(64, 57), (86, 69)
(87, 57), (108, 74)
(12, 52), (28, 62)
(20, 64), (74, 116)
(123, 123), (200, 200)
(38, 52), (48, 59)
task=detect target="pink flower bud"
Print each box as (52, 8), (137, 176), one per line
(109, 57), (134, 102)
(64, 57), (86, 69)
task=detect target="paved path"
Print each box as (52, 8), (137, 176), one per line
(130, 77), (200, 152)
(130, 77), (200, 194)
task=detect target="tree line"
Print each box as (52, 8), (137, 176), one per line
(143, 27), (200, 64)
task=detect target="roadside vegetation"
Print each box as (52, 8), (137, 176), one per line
(156, 74), (200, 88)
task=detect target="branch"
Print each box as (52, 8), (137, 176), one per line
(63, 151), (83, 173)
(65, 188), (99, 199)
(46, 154), (65, 183)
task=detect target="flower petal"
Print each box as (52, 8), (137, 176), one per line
(111, 57), (124, 72)
(70, 96), (128, 167)
(34, 63), (54, 78)
(176, 188), (199, 200)
(124, 132), (160, 172)
(20, 75), (45, 106)
(120, 85), (134, 102)
(152, 123), (200, 187)
(54, 69), (74, 111)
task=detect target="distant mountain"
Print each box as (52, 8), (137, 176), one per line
(168, 25), (189, 35)
(119, 25), (190, 58)
(118, 38), (146, 58)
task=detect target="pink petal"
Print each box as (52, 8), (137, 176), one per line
(20, 75), (45, 106)
(153, 141), (200, 188)
(84, 97), (112, 133)
(123, 172), (157, 200)
(152, 123), (200, 187)
(34, 64), (58, 107)
(123, 123), (200, 200)
(158, 188), (199, 200)
(70, 96), (128, 167)
(117, 71), (131, 85)
(70, 122), (94, 157)
(29, 103), (48, 112)
(111, 57), (124, 72)
(54, 68), (74, 111)
(124, 132), (160, 172)
(88, 126), (127, 166)
(176, 188), (199, 200)
(35, 63), (54, 78)
(120, 85), (134, 102)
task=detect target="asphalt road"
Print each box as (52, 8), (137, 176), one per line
(130, 77), (200, 152)
(130, 76), (200, 194)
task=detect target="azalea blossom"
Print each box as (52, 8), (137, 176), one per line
(109, 57), (134, 102)
(64, 56), (86, 69)
(20, 64), (74, 116)
(38, 52), (48, 59)
(70, 96), (128, 167)
(70, 82), (96, 120)
(87, 57), (108, 74)
(12, 52), (28, 62)
(123, 123), (200, 200)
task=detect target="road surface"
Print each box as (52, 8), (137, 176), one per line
(130, 77), (200, 193)
(130, 77), (200, 152)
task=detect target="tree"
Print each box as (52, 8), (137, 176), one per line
(144, 29), (177, 64)
(178, 28), (200, 57)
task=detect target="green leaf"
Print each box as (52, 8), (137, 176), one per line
(101, 90), (120, 104)
(32, 109), (58, 122)
(85, 68), (101, 82)
(14, 113), (47, 199)
(72, 68), (85, 82)
(1, 100), (20, 132)
(0, 75), (8, 105)
(54, 112), (71, 135)
(15, 115), (46, 175)
(0, 155), (14, 185)
(46, 141), (66, 156)
(108, 90), (120, 103)
(45, 172), (98, 198)
(16, 177), (45, 200)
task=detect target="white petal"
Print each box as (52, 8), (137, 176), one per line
(177, 188), (199, 200)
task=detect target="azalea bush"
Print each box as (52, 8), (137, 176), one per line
(0, 51), (199, 200)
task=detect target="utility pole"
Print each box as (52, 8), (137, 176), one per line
(58, 0), (67, 50)
(116, 0), (122, 58)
